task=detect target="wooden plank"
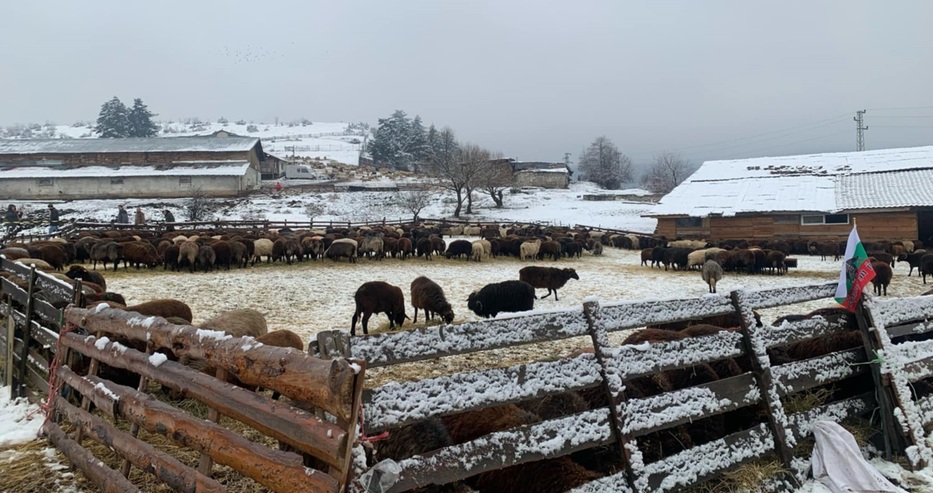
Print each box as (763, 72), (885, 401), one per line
(918, 395), (933, 427)
(383, 409), (613, 493)
(57, 366), (118, 419)
(567, 473), (635, 493)
(901, 354), (933, 383)
(65, 306), (358, 422)
(363, 354), (602, 431)
(45, 421), (142, 493)
(60, 332), (349, 469)
(737, 283), (837, 310)
(772, 348), (869, 396)
(621, 372), (760, 437)
(349, 308), (590, 368)
(5, 337), (49, 395)
(0, 303), (58, 348)
(88, 377), (340, 493)
(869, 296), (933, 328)
(762, 317), (852, 348)
(32, 297), (63, 329)
(639, 423), (773, 492)
(597, 295), (735, 333)
(0, 276), (29, 305)
(786, 393), (875, 444)
(32, 270), (75, 304)
(886, 320), (933, 340)
(52, 396), (225, 493)
(606, 329), (745, 380)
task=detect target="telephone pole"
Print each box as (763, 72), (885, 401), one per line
(854, 110), (867, 151)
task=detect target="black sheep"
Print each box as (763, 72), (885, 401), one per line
(65, 264), (107, 291)
(518, 266), (579, 301)
(923, 254), (933, 285)
(871, 260), (893, 295)
(410, 276), (454, 324)
(351, 281), (408, 336)
(416, 237), (433, 260)
(899, 249), (927, 277)
(444, 239), (473, 260)
(467, 280), (535, 318)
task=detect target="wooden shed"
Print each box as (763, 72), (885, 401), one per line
(0, 136), (267, 199)
(645, 146), (933, 244)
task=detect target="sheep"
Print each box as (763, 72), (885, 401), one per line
(74, 236), (100, 262)
(431, 237), (447, 256)
(537, 240), (561, 261)
(668, 239), (708, 249)
(519, 239), (541, 261)
(359, 235), (385, 260)
(325, 238), (358, 263)
(351, 281), (408, 336)
(871, 259), (893, 295)
(444, 239), (473, 260)
(255, 329), (302, 351)
(65, 265), (107, 291)
(518, 266), (579, 301)
(416, 237), (433, 260)
(0, 247), (29, 260)
(197, 244), (216, 272)
(470, 241), (484, 262)
(923, 254), (933, 285)
(90, 241), (123, 271)
(662, 247), (693, 271)
(410, 276), (455, 324)
(162, 244), (180, 271)
(473, 239), (492, 259)
(766, 250), (787, 274)
(397, 237), (413, 260)
(14, 258), (53, 271)
(301, 236), (325, 261)
(200, 307), (267, 337)
(900, 249), (928, 277)
(467, 280), (535, 318)
(124, 299), (194, 323)
(177, 240), (199, 272)
(209, 240), (235, 270)
(701, 259), (723, 293)
(867, 251), (894, 269)
(35, 244), (66, 271)
(121, 241), (160, 269)
(252, 238), (274, 264)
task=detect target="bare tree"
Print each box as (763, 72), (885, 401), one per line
(458, 143), (490, 215)
(396, 184), (437, 222)
(428, 127), (469, 217)
(642, 151), (690, 194)
(578, 136), (633, 190)
(184, 188), (211, 221)
(479, 152), (513, 208)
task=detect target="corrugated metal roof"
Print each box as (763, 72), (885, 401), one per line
(837, 168), (933, 210)
(0, 161), (251, 178)
(0, 136), (260, 154)
(647, 145), (933, 217)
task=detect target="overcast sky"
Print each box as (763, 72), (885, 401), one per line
(2, 1), (933, 165)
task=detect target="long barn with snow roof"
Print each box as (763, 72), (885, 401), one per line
(0, 136), (269, 199)
(645, 145), (933, 243)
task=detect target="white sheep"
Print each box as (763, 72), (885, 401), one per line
(520, 239), (541, 261)
(471, 242), (483, 262)
(701, 259), (724, 294)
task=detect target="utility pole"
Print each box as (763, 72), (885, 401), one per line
(854, 110), (868, 151)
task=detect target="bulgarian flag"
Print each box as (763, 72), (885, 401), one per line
(835, 225), (876, 312)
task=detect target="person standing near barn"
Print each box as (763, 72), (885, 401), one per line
(5, 204), (20, 234)
(163, 209), (176, 232)
(134, 207), (146, 225)
(48, 204), (60, 235)
(116, 204), (129, 223)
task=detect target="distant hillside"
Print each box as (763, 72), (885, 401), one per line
(0, 119), (368, 166)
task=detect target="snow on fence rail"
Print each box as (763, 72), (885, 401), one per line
(52, 306), (367, 493)
(313, 283), (933, 493)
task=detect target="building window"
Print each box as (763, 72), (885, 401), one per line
(110, 177), (124, 185)
(675, 217), (703, 228)
(179, 177), (192, 185)
(801, 214), (849, 225)
(37, 178), (53, 187)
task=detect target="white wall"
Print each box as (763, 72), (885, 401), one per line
(0, 175), (254, 199)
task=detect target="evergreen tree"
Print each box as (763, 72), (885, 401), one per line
(127, 98), (160, 137)
(578, 136), (633, 190)
(367, 110), (433, 171)
(95, 96), (130, 138)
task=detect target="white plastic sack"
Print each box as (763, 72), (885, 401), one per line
(811, 420), (907, 493)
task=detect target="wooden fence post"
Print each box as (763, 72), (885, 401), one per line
(730, 289), (796, 480)
(854, 302), (904, 459)
(317, 331), (352, 359)
(4, 295), (13, 394)
(582, 300), (638, 492)
(15, 266), (36, 399)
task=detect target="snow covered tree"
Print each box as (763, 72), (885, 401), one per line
(95, 96), (130, 138)
(367, 110), (431, 171)
(578, 136), (633, 190)
(396, 186), (436, 222)
(642, 151), (691, 194)
(127, 98), (159, 137)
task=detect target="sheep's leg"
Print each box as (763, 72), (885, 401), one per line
(350, 310), (361, 337)
(361, 312), (372, 334)
(413, 308), (419, 323)
(554, 290), (559, 301)
(542, 289), (552, 299)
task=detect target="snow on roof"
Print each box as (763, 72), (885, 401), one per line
(648, 145), (933, 217)
(0, 136), (260, 154)
(0, 161), (251, 178)
(515, 168), (569, 174)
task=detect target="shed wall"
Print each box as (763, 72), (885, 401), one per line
(0, 150), (255, 166)
(513, 171), (569, 189)
(0, 175), (250, 199)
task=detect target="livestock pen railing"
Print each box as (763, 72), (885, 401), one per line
(314, 283), (933, 492)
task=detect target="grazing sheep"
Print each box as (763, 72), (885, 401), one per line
(923, 254), (933, 285)
(871, 260), (893, 295)
(0, 247), (29, 260)
(325, 238), (358, 263)
(431, 237), (446, 256)
(121, 241), (160, 269)
(351, 281), (408, 336)
(701, 259), (723, 293)
(470, 241), (483, 262)
(444, 239), (473, 260)
(519, 239), (541, 261)
(124, 299), (194, 323)
(35, 244), (66, 271)
(766, 250), (787, 274)
(200, 308), (267, 337)
(416, 237), (433, 260)
(518, 266), (579, 301)
(252, 238), (274, 264)
(65, 265), (107, 291)
(397, 237), (413, 260)
(359, 236), (385, 260)
(410, 276), (455, 324)
(467, 280), (535, 318)
(90, 241), (123, 271)
(668, 239), (708, 249)
(256, 329), (303, 351)
(197, 245), (216, 272)
(538, 240), (562, 261)
(14, 258), (53, 271)
(177, 240), (199, 272)
(586, 239), (604, 256)
(208, 240), (235, 270)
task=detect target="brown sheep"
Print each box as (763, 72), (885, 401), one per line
(124, 299), (194, 324)
(177, 240), (199, 272)
(196, 244), (216, 272)
(35, 244), (66, 271)
(871, 259), (893, 296)
(410, 276), (454, 324)
(209, 240), (235, 270)
(351, 281), (408, 336)
(199, 308), (268, 338)
(518, 266), (579, 301)
(538, 240), (562, 261)
(121, 241), (160, 269)
(65, 265), (107, 291)
(397, 237), (413, 260)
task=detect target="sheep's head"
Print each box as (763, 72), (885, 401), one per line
(467, 292), (481, 313)
(392, 309), (408, 328)
(565, 268), (579, 280)
(439, 303), (455, 324)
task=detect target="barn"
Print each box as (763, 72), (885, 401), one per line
(0, 136), (268, 199)
(510, 161), (570, 189)
(645, 145), (933, 243)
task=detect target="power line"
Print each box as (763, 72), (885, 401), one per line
(865, 105), (933, 112)
(667, 113), (851, 152)
(712, 130), (852, 160)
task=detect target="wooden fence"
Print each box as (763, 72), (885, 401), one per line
(313, 283), (933, 493)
